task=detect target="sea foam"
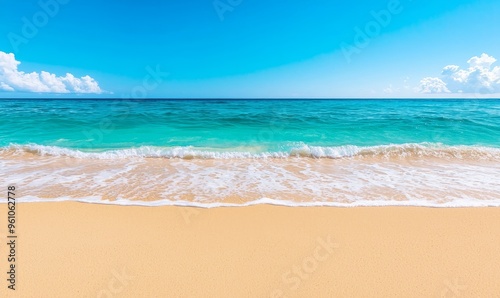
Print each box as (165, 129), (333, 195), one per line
(2, 143), (500, 160)
(6, 196), (500, 208)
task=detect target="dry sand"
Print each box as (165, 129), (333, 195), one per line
(1, 202), (499, 297)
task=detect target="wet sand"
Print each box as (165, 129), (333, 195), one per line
(2, 153), (500, 204)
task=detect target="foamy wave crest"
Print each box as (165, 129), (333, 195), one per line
(291, 143), (500, 160)
(2, 144), (289, 159)
(2, 143), (500, 160)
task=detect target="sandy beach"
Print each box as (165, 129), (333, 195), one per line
(1, 202), (499, 297)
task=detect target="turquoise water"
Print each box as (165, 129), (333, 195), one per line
(1, 99), (499, 152)
(1, 98), (500, 206)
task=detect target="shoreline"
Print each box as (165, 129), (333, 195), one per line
(3, 149), (499, 204)
(1, 202), (499, 297)
(5, 198), (500, 208)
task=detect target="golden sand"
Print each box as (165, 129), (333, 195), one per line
(0, 202), (499, 297)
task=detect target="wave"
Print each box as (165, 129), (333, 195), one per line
(6, 196), (500, 208)
(2, 143), (500, 160)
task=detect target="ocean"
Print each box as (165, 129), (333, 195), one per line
(1, 98), (499, 207)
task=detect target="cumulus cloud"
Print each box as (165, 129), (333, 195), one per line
(0, 51), (102, 94)
(418, 53), (500, 94)
(418, 77), (450, 94)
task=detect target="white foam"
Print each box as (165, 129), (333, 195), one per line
(2, 143), (500, 208)
(3, 196), (500, 208)
(3, 143), (500, 160)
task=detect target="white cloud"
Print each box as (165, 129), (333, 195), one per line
(418, 53), (500, 94)
(417, 77), (450, 94)
(383, 84), (399, 94)
(0, 51), (103, 94)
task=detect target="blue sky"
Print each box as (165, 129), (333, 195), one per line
(1, 0), (499, 98)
